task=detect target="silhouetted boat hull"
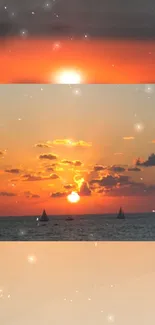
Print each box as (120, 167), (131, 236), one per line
(38, 209), (49, 222)
(117, 207), (125, 219)
(66, 216), (74, 221)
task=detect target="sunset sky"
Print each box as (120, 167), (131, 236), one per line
(1, 1), (155, 83)
(1, 84), (155, 215)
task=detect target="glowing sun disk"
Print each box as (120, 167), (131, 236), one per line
(54, 69), (82, 84)
(67, 191), (80, 203)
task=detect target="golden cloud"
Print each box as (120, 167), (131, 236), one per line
(50, 139), (92, 147)
(123, 137), (135, 140)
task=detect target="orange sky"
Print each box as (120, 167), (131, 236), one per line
(0, 38), (155, 83)
(1, 84), (155, 215)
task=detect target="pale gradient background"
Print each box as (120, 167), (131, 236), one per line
(0, 242), (155, 324)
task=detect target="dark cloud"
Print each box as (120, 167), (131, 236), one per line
(23, 173), (59, 181)
(50, 173), (59, 180)
(24, 191), (40, 198)
(90, 174), (131, 187)
(46, 167), (54, 172)
(39, 153), (58, 160)
(90, 175), (118, 187)
(79, 181), (91, 196)
(35, 143), (51, 148)
(11, 79), (43, 83)
(32, 194), (40, 198)
(61, 159), (82, 167)
(94, 165), (106, 171)
(136, 153), (155, 167)
(64, 184), (75, 190)
(105, 183), (155, 197)
(5, 168), (21, 174)
(51, 191), (67, 198)
(128, 167), (141, 172)
(0, 191), (16, 196)
(109, 166), (126, 173)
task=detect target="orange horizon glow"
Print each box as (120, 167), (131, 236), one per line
(0, 38), (155, 83)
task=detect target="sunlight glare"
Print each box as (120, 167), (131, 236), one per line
(54, 69), (82, 84)
(67, 191), (80, 203)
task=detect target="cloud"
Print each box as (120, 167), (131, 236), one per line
(35, 143), (52, 148)
(5, 168), (21, 174)
(64, 184), (75, 190)
(23, 173), (59, 181)
(128, 167), (141, 172)
(11, 79), (43, 83)
(50, 173), (60, 180)
(45, 168), (54, 173)
(61, 159), (82, 167)
(51, 191), (67, 198)
(109, 166), (126, 173)
(0, 191), (17, 197)
(79, 181), (91, 196)
(90, 175), (117, 187)
(123, 137), (135, 140)
(104, 183), (155, 197)
(90, 174), (130, 187)
(94, 165), (106, 171)
(52, 139), (92, 147)
(136, 153), (155, 167)
(39, 153), (58, 160)
(24, 191), (40, 198)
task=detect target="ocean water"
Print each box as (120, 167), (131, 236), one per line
(0, 213), (155, 241)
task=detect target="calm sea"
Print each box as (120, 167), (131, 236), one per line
(0, 213), (155, 241)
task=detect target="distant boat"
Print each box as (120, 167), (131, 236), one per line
(38, 209), (49, 222)
(66, 216), (74, 221)
(117, 207), (125, 219)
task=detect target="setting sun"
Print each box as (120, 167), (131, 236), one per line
(54, 69), (82, 84)
(67, 192), (80, 203)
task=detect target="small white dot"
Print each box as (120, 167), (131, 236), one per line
(27, 255), (37, 264)
(107, 314), (115, 323)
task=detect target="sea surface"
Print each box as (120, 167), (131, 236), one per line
(0, 213), (155, 241)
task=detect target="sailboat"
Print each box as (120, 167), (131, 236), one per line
(38, 209), (49, 222)
(117, 207), (125, 219)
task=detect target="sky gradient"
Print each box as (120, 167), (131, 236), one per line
(1, 84), (155, 215)
(1, 242), (155, 325)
